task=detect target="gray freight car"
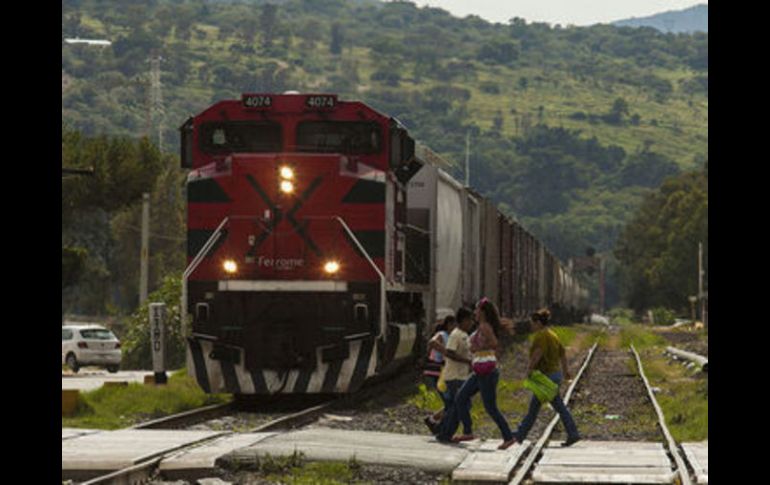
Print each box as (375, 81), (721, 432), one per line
(406, 145), (586, 336)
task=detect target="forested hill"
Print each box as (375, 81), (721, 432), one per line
(612, 4), (708, 34)
(62, 0), (708, 308)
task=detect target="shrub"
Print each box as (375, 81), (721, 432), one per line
(120, 274), (186, 370)
(607, 307), (635, 325)
(650, 307), (676, 326)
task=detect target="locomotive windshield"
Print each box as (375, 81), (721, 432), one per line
(296, 121), (381, 154)
(200, 121), (282, 154)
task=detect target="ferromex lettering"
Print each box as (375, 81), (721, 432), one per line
(257, 255), (304, 270)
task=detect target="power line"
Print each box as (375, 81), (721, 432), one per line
(124, 224), (185, 242)
(148, 55), (165, 152)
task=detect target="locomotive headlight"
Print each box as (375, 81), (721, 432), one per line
(279, 166), (294, 180)
(223, 259), (238, 274)
(324, 260), (340, 274)
(280, 180), (294, 194)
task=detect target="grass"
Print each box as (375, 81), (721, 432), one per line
(638, 349), (708, 442)
(228, 452), (451, 485)
(621, 324), (668, 350)
(62, 370), (229, 430)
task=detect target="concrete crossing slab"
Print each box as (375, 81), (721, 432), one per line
(681, 441), (708, 484)
(160, 433), (277, 479)
(62, 429), (224, 472)
(451, 440), (531, 482)
(62, 428), (102, 440)
(222, 427), (478, 473)
(533, 441), (675, 484)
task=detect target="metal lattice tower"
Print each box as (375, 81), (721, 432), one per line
(149, 56), (165, 152)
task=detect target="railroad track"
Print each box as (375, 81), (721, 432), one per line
(72, 368), (422, 484)
(78, 400), (336, 485)
(508, 333), (699, 484)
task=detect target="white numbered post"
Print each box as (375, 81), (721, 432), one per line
(149, 303), (167, 385)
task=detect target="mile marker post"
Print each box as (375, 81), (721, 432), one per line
(150, 303), (167, 385)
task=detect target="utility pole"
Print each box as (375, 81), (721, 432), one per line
(599, 256), (605, 315)
(149, 56), (164, 152)
(698, 241), (704, 324)
(140, 193), (150, 306)
(464, 131), (470, 187)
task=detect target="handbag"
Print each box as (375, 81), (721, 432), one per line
(472, 351), (497, 376)
(523, 370), (559, 403)
(436, 366), (447, 392)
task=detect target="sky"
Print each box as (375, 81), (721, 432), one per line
(413, 1), (707, 27)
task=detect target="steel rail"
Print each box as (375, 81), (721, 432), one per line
(665, 346), (708, 372)
(130, 401), (234, 430)
(509, 340), (599, 485)
(79, 400), (336, 485)
(631, 344), (693, 485)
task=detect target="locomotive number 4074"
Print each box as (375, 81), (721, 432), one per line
(306, 95), (336, 109)
(242, 95), (273, 108)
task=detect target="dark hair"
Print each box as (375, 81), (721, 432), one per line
(437, 315), (456, 333)
(455, 307), (473, 324)
(531, 308), (551, 325)
(477, 298), (502, 338)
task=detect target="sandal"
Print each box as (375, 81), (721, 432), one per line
(498, 438), (518, 450)
(451, 434), (476, 442)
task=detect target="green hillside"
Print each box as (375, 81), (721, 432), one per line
(62, 0), (708, 311)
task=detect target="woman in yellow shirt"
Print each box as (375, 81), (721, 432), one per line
(512, 308), (581, 447)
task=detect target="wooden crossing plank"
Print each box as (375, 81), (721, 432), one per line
(62, 429), (224, 471)
(681, 442), (708, 484)
(533, 466), (676, 484)
(534, 441), (675, 484)
(451, 440), (531, 482)
(160, 433), (276, 479)
(547, 440), (665, 450)
(539, 452), (670, 467)
(62, 428), (102, 440)
(224, 427), (472, 473)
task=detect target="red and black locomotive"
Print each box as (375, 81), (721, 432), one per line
(180, 93), (586, 396)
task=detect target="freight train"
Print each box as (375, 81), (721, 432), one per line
(180, 93), (587, 396)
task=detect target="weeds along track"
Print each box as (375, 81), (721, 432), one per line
(655, 329), (708, 357)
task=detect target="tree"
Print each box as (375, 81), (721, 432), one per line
(618, 149), (680, 188)
(330, 22), (344, 55)
(260, 3), (278, 51)
(615, 166), (707, 312)
(603, 97), (629, 125)
(62, 129), (166, 314)
(478, 38), (520, 65)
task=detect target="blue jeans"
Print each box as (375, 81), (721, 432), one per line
(514, 371), (579, 441)
(444, 379), (472, 434)
(438, 369), (514, 441)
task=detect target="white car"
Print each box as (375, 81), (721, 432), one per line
(62, 324), (121, 373)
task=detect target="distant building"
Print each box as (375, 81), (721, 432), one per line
(64, 38), (111, 46)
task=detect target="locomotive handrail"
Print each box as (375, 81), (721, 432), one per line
(333, 216), (387, 340)
(181, 217), (229, 332)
